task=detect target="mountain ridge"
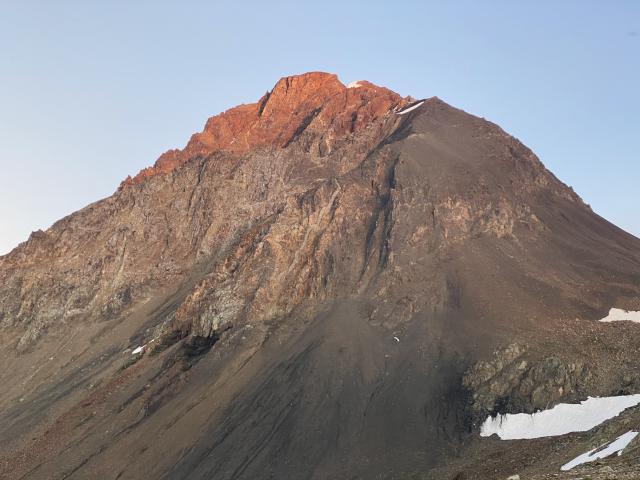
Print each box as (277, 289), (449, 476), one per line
(120, 72), (408, 187)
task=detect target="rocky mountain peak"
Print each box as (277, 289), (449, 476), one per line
(120, 72), (405, 188)
(258, 72), (345, 117)
(2, 71), (640, 480)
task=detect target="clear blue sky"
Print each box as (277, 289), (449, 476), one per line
(1, 1), (638, 254)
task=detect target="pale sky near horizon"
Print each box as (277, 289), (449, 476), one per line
(1, 1), (638, 255)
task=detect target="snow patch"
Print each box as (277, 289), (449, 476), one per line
(599, 307), (640, 323)
(131, 346), (144, 355)
(396, 101), (425, 115)
(561, 430), (638, 470)
(347, 81), (364, 89)
(480, 394), (640, 440)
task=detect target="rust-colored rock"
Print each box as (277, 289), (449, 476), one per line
(121, 72), (405, 188)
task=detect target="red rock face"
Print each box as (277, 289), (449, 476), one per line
(120, 72), (404, 187)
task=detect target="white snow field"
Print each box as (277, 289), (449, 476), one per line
(561, 430), (639, 470)
(480, 394), (640, 440)
(599, 307), (640, 323)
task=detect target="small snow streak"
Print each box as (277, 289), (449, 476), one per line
(561, 430), (639, 470)
(396, 101), (425, 115)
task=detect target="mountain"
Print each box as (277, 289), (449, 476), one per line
(1, 72), (639, 480)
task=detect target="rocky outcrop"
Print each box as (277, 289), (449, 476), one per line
(463, 344), (592, 426)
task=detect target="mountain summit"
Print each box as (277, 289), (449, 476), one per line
(121, 72), (405, 186)
(1, 73), (639, 480)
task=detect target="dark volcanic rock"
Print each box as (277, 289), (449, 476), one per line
(1, 72), (640, 480)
